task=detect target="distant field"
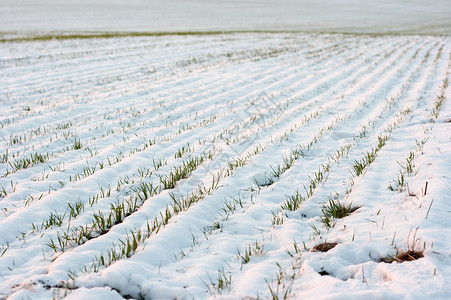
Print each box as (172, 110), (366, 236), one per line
(0, 33), (450, 299)
(1, 0), (451, 40)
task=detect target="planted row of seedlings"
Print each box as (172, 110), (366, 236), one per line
(0, 36), (400, 145)
(39, 148), (216, 250)
(1, 47), (319, 203)
(67, 51), (401, 274)
(203, 136), (383, 294)
(0, 32), (387, 247)
(221, 104), (404, 296)
(0, 91), (315, 263)
(1, 65), (294, 210)
(389, 71), (449, 194)
(41, 67), (345, 227)
(104, 49), (426, 296)
(3, 34), (310, 135)
(12, 72), (341, 253)
(0, 33), (405, 213)
(0, 34), (404, 170)
(263, 122), (410, 297)
(270, 40), (438, 224)
(2, 34), (303, 122)
(76, 36), (436, 296)
(75, 49), (444, 282)
(0, 37), (432, 179)
(0, 137), (213, 257)
(196, 39), (445, 297)
(1, 35), (446, 299)
(263, 47), (450, 298)
(83, 96), (353, 272)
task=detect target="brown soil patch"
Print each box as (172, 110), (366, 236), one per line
(312, 242), (337, 252)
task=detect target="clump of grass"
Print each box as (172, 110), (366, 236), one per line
(41, 211), (66, 230)
(131, 182), (158, 201)
(266, 263), (294, 300)
(204, 267), (232, 295)
(393, 248), (424, 262)
(70, 163), (98, 181)
(72, 138), (82, 150)
(404, 152), (416, 175)
(388, 171), (406, 192)
(152, 158), (167, 171)
(220, 196), (244, 220)
(1, 149), (8, 163)
(174, 143), (191, 158)
(352, 136), (388, 176)
(133, 167), (153, 179)
(389, 151), (418, 192)
(271, 210), (285, 226)
(157, 155), (206, 189)
(382, 227), (424, 263)
(0, 244), (9, 257)
(285, 239), (303, 257)
(237, 240), (265, 266)
(67, 199), (85, 220)
(201, 221), (222, 237)
(7, 152), (51, 174)
(281, 190), (304, 211)
(0, 184), (7, 198)
(432, 77), (448, 119)
(227, 157), (247, 172)
(320, 199), (358, 229)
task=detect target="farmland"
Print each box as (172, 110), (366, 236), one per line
(1, 33), (450, 299)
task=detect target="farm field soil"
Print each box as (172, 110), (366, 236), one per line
(0, 33), (451, 299)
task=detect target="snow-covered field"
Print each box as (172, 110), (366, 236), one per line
(1, 32), (450, 299)
(1, 0), (451, 40)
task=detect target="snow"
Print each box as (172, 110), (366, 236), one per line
(1, 1), (451, 299)
(1, 0), (451, 40)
